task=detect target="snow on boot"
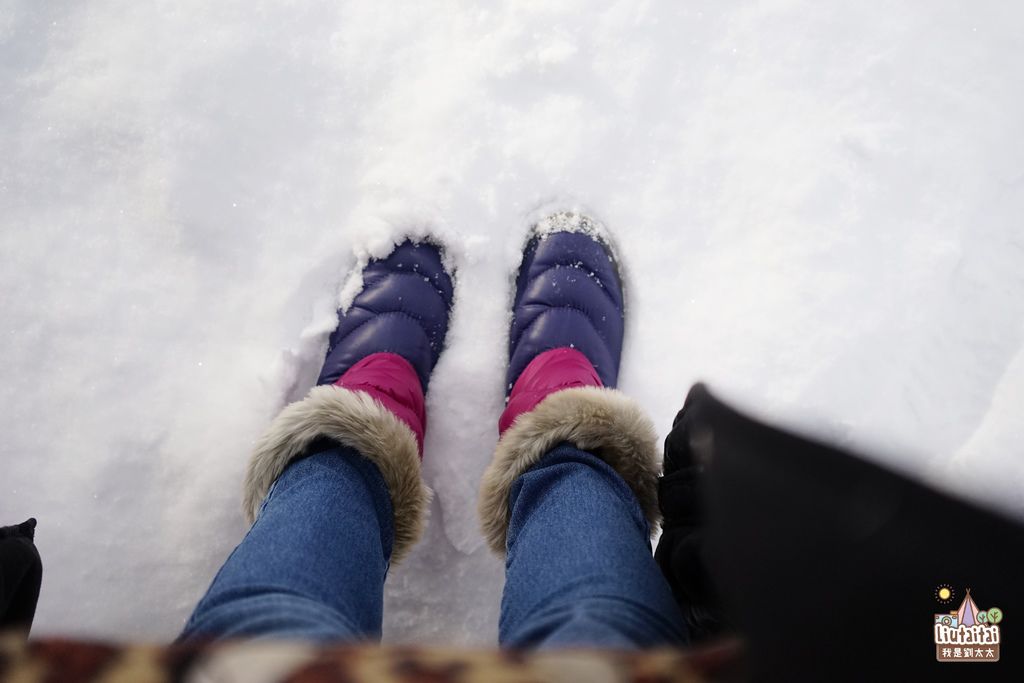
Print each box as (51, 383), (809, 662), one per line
(244, 239), (453, 563)
(479, 213), (661, 555)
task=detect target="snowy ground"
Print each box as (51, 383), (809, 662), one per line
(2, 0), (1023, 644)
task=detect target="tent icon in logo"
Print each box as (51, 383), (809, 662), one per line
(957, 589), (980, 627)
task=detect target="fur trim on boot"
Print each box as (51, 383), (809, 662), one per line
(478, 386), (661, 555)
(243, 385), (428, 564)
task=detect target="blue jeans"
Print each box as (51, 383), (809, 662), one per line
(181, 443), (688, 648)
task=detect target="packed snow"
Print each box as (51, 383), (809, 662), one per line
(2, 0), (1022, 644)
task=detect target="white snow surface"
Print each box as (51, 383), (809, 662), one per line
(2, 0), (1023, 644)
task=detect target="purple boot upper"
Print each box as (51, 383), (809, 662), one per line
(317, 240), (454, 391)
(507, 229), (625, 393)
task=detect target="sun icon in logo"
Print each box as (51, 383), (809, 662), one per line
(935, 584), (955, 604)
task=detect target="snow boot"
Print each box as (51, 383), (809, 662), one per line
(244, 239), (453, 563)
(479, 212), (661, 554)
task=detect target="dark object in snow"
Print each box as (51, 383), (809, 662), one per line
(657, 407), (727, 643)
(0, 517), (42, 636)
(657, 384), (1024, 680)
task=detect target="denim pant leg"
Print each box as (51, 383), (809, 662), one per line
(180, 446), (394, 642)
(499, 443), (689, 649)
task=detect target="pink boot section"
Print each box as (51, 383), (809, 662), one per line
(334, 352), (427, 456)
(498, 347), (604, 436)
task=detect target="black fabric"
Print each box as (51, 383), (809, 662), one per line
(0, 518), (42, 635)
(656, 407), (728, 641)
(657, 385), (1024, 681)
